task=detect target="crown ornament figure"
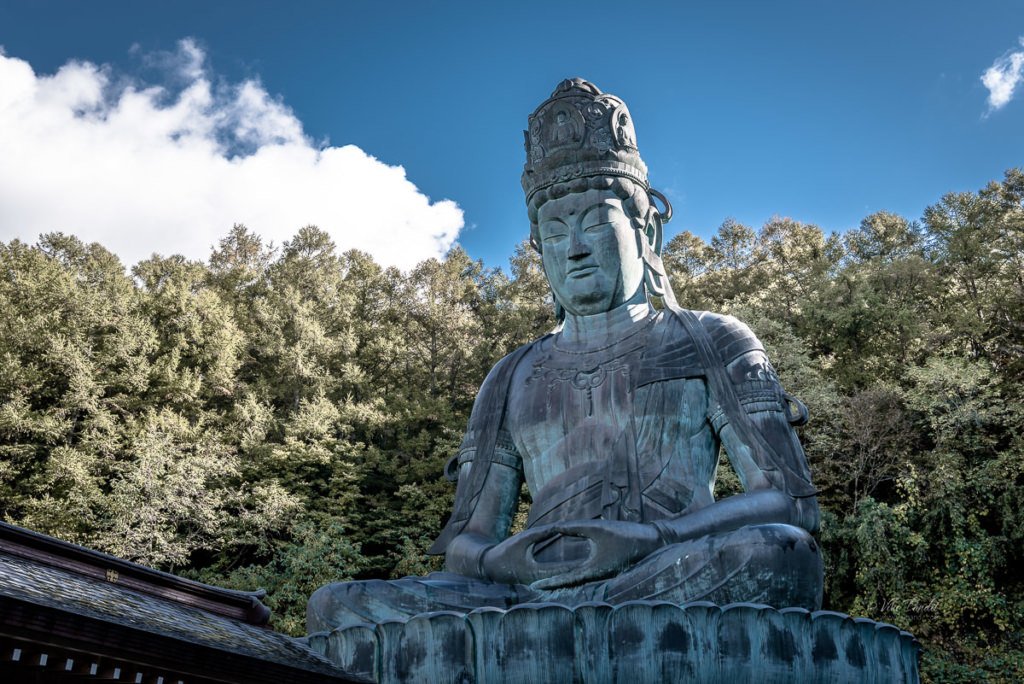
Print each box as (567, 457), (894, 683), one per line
(521, 77), (650, 203)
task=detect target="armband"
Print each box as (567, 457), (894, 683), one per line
(443, 430), (522, 482)
(650, 519), (675, 546)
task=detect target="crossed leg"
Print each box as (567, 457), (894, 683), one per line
(306, 523), (822, 634)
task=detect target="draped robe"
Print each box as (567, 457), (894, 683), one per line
(307, 303), (822, 633)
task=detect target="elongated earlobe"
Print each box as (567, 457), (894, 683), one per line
(640, 208), (672, 300)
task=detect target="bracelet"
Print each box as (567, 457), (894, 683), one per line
(476, 543), (497, 580)
(651, 519), (674, 546)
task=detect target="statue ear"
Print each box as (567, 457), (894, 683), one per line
(642, 247), (669, 300)
(645, 207), (663, 257)
(640, 200), (672, 301)
(634, 188), (670, 258)
(633, 205), (662, 259)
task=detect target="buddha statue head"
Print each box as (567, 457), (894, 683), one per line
(522, 78), (673, 319)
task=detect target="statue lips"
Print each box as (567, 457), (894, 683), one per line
(567, 264), (598, 279)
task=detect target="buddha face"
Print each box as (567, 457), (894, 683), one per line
(536, 188), (646, 316)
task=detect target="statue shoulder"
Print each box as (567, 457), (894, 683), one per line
(468, 335), (549, 424)
(692, 310), (766, 366)
(643, 309), (766, 381)
(660, 307), (776, 388)
(479, 337), (547, 393)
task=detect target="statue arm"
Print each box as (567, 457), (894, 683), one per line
(429, 341), (536, 573)
(652, 345), (820, 545)
(443, 433), (523, 577)
(718, 348), (820, 532)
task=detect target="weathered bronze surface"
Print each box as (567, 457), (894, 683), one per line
(308, 603), (921, 683)
(308, 77), (823, 634)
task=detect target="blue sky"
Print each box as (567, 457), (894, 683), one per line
(1, 0), (1021, 270)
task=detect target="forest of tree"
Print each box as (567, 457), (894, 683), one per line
(0, 169), (1021, 682)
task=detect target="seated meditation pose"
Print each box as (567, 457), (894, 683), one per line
(307, 78), (823, 633)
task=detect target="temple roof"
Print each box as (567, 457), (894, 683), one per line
(0, 521), (358, 683)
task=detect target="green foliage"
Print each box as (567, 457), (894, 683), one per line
(1, 170), (1022, 679)
(200, 516), (368, 636)
(0, 224), (552, 636)
(668, 170), (1024, 681)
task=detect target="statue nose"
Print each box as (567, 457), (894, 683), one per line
(567, 229), (591, 260)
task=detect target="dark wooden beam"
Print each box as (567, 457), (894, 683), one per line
(0, 597), (359, 683)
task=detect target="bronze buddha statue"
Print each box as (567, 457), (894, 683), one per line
(307, 78), (822, 633)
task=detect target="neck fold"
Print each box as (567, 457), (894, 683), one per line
(559, 301), (654, 349)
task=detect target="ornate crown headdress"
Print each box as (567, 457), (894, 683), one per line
(521, 78), (649, 204)
(521, 78), (675, 310)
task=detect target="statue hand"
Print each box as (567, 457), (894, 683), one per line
(481, 523), (578, 585)
(528, 520), (662, 591)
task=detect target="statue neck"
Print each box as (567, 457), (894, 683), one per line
(558, 300), (655, 349)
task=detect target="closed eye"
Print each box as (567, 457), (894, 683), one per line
(583, 222), (613, 233)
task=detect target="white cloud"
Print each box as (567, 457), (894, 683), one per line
(0, 39), (463, 270)
(981, 36), (1024, 112)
